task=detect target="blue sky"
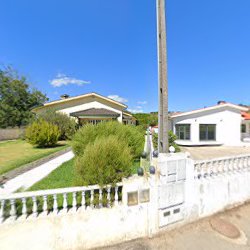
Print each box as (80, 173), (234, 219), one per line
(1, 0), (250, 113)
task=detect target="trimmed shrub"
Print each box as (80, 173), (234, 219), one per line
(74, 136), (132, 186)
(152, 130), (180, 152)
(25, 119), (60, 147)
(72, 121), (144, 159)
(39, 109), (76, 140)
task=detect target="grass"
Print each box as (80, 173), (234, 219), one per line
(29, 158), (142, 191)
(28, 158), (75, 191)
(0, 140), (70, 175)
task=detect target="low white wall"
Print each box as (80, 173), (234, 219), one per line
(0, 177), (152, 250)
(0, 205), (148, 250)
(186, 171), (250, 220)
(0, 205), (149, 250)
(1, 154), (250, 249)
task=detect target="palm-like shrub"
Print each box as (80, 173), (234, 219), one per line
(26, 119), (60, 147)
(74, 136), (132, 186)
(72, 121), (144, 159)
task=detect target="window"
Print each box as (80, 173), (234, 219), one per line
(89, 120), (102, 125)
(241, 124), (246, 133)
(175, 124), (191, 140)
(199, 124), (216, 141)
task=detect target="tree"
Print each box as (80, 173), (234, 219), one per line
(133, 113), (158, 129)
(0, 67), (47, 128)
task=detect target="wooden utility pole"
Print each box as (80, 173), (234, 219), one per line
(157, 0), (168, 153)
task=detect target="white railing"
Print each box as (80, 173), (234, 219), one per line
(242, 133), (250, 141)
(0, 183), (123, 223)
(194, 154), (250, 179)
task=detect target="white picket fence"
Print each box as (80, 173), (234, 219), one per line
(0, 183), (123, 223)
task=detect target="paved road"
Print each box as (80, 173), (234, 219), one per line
(97, 203), (250, 250)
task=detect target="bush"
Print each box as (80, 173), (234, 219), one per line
(39, 109), (76, 140)
(25, 119), (60, 147)
(152, 130), (180, 152)
(74, 136), (132, 186)
(72, 121), (144, 159)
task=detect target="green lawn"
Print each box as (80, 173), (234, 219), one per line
(0, 140), (70, 175)
(29, 158), (141, 191)
(29, 158), (75, 191)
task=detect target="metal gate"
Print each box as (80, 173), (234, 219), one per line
(158, 154), (187, 227)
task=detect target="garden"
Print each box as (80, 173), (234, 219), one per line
(27, 120), (144, 191)
(1, 120), (145, 217)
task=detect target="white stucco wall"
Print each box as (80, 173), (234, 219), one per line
(185, 161), (250, 221)
(0, 205), (149, 250)
(171, 107), (242, 146)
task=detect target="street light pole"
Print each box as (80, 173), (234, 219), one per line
(157, 0), (169, 153)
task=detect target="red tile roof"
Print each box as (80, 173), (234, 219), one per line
(242, 112), (250, 120)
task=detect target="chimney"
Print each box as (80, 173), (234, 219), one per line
(60, 94), (70, 99)
(217, 100), (226, 105)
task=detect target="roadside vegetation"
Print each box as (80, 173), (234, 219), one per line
(0, 140), (69, 175)
(152, 130), (180, 152)
(133, 113), (158, 129)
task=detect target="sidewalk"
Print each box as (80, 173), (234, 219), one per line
(97, 203), (250, 250)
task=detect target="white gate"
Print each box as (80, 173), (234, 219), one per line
(158, 154), (187, 227)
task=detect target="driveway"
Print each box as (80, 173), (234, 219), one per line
(180, 145), (250, 160)
(97, 203), (250, 250)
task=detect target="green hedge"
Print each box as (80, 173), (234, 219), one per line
(25, 119), (60, 147)
(74, 136), (132, 186)
(72, 121), (144, 159)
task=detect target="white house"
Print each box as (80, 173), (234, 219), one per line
(33, 92), (136, 125)
(170, 102), (249, 146)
